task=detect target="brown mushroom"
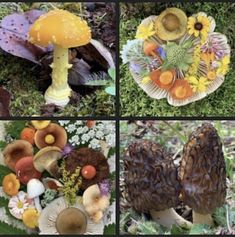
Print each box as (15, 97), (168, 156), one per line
(65, 148), (109, 190)
(3, 140), (34, 171)
(34, 123), (67, 149)
(33, 146), (63, 178)
(179, 123), (227, 225)
(124, 140), (192, 227)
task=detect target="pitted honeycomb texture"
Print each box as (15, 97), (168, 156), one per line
(124, 140), (181, 212)
(179, 123), (226, 214)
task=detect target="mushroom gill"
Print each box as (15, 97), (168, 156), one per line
(124, 140), (192, 227)
(179, 123), (227, 225)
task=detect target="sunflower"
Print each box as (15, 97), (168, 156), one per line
(135, 22), (155, 40)
(187, 14), (211, 41)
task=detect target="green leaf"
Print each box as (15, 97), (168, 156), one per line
(84, 80), (109, 86)
(0, 140), (7, 150)
(189, 224), (214, 235)
(0, 221), (28, 235)
(0, 165), (12, 185)
(105, 86), (116, 96)
(5, 121), (26, 139)
(108, 68), (116, 81)
(0, 196), (12, 217)
(137, 221), (164, 234)
(103, 223), (116, 235)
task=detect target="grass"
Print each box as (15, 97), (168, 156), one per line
(120, 2), (235, 117)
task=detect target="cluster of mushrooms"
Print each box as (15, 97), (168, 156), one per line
(124, 123), (227, 227)
(1, 120), (111, 234)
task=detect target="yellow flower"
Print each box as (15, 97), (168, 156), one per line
(216, 55), (230, 75)
(136, 22), (155, 40)
(187, 15), (210, 41)
(141, 76), (151, 84)
(187, 76), (210, 93)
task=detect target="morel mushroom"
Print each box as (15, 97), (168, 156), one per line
(179, 123), (227, 225)
(124, 140), (192, 227)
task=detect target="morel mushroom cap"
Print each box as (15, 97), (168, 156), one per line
(3, 140), (34, 171)
(124, 140), (191, 227)
(65, 148), (109, 190)
(179, 123), (227, 224)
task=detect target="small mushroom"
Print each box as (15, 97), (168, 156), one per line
(33, 146), (63, 178)
(3, 140), (34, 171)
(124, 140), (192, 228)
(15, 156), (42, 185)
(29, 9), (91, 106)
(34, 123), (67, 149)
(42, 178), (63, 191)
(27, 178), (45, 212)
(8, 191), (35, 219)
(22, 208), (39, 229)
(65, 148), (109, 190)
(38, 197), (104, 234)
(82, 184), (110, 223)
(20, 127), (36, 145)
(31, 120), (51, 130)
(179, 123), (227, 225)
(2, 173), (20, 196)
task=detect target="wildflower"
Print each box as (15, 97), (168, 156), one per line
(216, 55), (230, 75)
(187, 14), (210, 41)
(136, 22), (155, 40)
(141, 76), (151, 84)
(187, 76), (210, 92)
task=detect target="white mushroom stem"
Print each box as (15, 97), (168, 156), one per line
(34, 197), (42, 213)
(44, 45), (72, 106)
(150, 208), (192, 228)
(193, 211), (213, 225)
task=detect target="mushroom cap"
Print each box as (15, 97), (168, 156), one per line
(56, 207), (87, 234)
(179, 123), (227, 214)
(38, 197), (104, 234)
(33, 146), (62, 178)
(15, 156), (42, 185)
(27, 178), (45, 199)
(2, 173), (20, 196)
(155, 8), (187, 41)
(31, 120), (51, 130)
(124, 140), (181, 212)
(29, 9), (91, 48)
(3, 140), (34, 171)
(34, 123), (67, 149)
(65, 148), (110, 190)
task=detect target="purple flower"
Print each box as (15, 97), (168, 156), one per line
(99, 179), (110, 196)
(156, 47), (166, 59)
(61, 144), (74, 157)
(130, 62), (142, 74)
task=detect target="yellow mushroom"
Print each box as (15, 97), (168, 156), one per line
(31, 120), (51, 130)
(2, 173), (20, 196)
(22, 208), (39, 229)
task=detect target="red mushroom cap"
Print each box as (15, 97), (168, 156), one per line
(15, 156), (42, 185)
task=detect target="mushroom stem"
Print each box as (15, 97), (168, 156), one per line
(192, 211), (213, 225)
(45, 45), (72, 106)
(150, 208), (192, 228)
(34, 197), (42, 213)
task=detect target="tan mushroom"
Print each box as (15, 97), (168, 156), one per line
(3, 140), (34, 171)
(33, 146), (63, 178)
(31, 120), (51, 130)
(34, 123), (67, 149)
(38, 197), (104, 234)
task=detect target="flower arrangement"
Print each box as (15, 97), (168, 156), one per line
(0, 120), (115, 234)
(121, 8), (231, 106)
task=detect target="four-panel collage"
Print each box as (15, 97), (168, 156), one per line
(0, 1), (234, 236)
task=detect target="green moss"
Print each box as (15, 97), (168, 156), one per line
(120, 2), (235, 117)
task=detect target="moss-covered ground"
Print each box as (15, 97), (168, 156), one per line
(120, 2), (235, 117)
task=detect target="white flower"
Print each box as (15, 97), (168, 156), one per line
(108, 155), (116, 173)
(81, 133), (90, 143)
(58, 120), (70, 126)
(88, 129), (95, 138)
(89, 138), (101, 149)
(96, 130), (104, 139)
(66, 124), (76, 133)
(105, 134), (115, 147)
(76, 127), (85, 135)
(74, 121), (83, 126)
